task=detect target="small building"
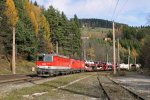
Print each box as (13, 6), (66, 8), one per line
(104, 38), (112, 42)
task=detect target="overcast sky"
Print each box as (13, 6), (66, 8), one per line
(31, 0), (150, 26)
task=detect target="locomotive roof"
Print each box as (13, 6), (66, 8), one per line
(40, 53), (69, 58)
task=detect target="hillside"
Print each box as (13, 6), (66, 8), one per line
(80, 25), (150, 68)
(80, 27), (113, 62)
(79, 18), (127, 28)
(81, 27), (112, 39)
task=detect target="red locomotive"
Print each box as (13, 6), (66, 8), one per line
(36, 54), (85, 76)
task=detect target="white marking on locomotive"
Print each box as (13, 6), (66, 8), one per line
(37, 66), (71, 69)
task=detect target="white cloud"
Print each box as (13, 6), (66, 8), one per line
(32, 0), (150, 26)
(118, 15), (146, 26)
(44, 0), (113, 17)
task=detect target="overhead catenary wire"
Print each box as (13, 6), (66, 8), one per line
(105, 0), (114, 28)
(111, 0), (120, 21)
(114, 0), (128, 21)
(107, 0), (114, 19)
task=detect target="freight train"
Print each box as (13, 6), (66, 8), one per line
(36, 53), (115, 76)
(36, 53), (141, 76)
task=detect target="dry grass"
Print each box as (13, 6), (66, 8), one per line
(0, 56), (35, 74)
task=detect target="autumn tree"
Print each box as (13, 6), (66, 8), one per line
(40, 15), (52, 52)
(25, 0), (39, 36)
(132, 48), (138, 64)
(24, 0), (51, 54)
(5, 0), (19, 74)
(87, 47), (95, 60)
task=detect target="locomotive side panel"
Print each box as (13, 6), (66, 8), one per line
(71, 60), (85, 72)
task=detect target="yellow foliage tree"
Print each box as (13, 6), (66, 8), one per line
(41, 15), (50, 39)
(5, 0), (19, 74)
(41, 15), (52, 51)
(5, 0), (18, 27)
(25, 0), (52, 52)
(25, 0), (39, 36)
(132, 48), (138, 64)
(30, 11), (39, 35)
(87, 48), (95, 60)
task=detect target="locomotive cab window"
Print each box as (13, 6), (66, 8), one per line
(44, 55), (53, 62)
(37, 55), (44, 61)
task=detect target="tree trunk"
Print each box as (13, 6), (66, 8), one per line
(12, 27), (16, 74)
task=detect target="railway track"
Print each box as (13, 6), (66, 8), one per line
(0, 74), (43, 85)
(108, 77), (145, 100)
(97, 73), (145, 100)
(97, 76), (110, 100)
(0, 73), (79, 85)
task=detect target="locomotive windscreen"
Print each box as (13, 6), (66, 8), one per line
(37, 54), (53, 62)
(44, 55), (53, 62)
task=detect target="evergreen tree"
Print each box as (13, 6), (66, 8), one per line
(140, 37), (150, 69)
(70, 15), (82, 59)
(0, 0), (12, 55)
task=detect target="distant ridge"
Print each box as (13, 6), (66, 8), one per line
(79, 18), (127, 28)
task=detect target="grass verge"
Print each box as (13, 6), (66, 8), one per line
(1, 72), (93, 100)
(0, 57), (35, 74)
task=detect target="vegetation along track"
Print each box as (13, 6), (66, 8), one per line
(97, 73), (145, 100)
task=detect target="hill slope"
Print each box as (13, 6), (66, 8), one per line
(79, 18), (127, 28)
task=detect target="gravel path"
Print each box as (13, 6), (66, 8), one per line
(112, 72), (150, 100)
(50, 74), (105, 100)
(98, 75), (137, 100)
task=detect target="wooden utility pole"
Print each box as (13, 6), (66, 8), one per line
(113, 21), (116, 74)
(81, 37), (89, 60)
(83, 41), (86, 60)
(12, 27), (16, 74)
(117, 39), (120, 71)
